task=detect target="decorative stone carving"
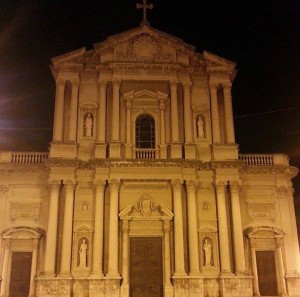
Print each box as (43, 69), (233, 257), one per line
(196, 115), (205, 138)
(10, 202), (41, 221)
(203, 238), (213, 266)
(200, 201), (211, 213)
(134, 194), (156, 217)
(78, 238), (88, 268)
(80, 201), (89, 214)
(0, 184), (9, 194)
(246, 200), (275, 221)
(133, 34), (158, 62)
(84, 113), (93, 137)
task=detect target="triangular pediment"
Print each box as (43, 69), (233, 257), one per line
(50, 25), (237, 78)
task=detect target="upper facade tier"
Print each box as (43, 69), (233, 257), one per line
(49, 24), (239, 161)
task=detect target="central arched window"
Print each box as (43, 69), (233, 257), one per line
(135, 114), (155, 149)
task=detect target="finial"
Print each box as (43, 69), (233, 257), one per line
(136, 0), (154, 26)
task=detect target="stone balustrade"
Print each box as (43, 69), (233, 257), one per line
(239, 153), (289, 166)
(0, 151), (48, 164)
(133, 148), (158, 159)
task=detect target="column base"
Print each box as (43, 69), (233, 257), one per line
(49, 142), (78, 158)
(184, 144), (196, 159)
(120, 283), (129, 297)
(95, 142), (107, 158)
(109, 142), (122, 158)
(170, 143), (182, 159)
(125, 144), (132, 158)
(211, 143), (239, 161)
(218, 274), (253, 297)
(159, 144), (167, 159)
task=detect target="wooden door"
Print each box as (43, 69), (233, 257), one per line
(9, 252), (32, 297)
(256, 251), (278, 296)
(130, 237), (163, 297)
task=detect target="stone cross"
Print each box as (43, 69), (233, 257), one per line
(136, 0), (154, 25)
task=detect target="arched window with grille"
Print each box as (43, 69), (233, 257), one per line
(135, 114), (155, 149)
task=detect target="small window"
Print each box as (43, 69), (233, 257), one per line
(135, 115), (155, 149)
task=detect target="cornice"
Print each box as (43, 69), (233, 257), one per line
(44, 158), (81, 168)
(0, 163), (49, 174)
(90, 159), (211, 170)
(239, 165), (298, 177)
(210, 160), (244, 170)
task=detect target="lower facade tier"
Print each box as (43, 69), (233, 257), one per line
(35, 276), (300, 297)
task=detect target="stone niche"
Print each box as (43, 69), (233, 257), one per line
(199, 226), (219, 275)
(72, 226), (93, 276)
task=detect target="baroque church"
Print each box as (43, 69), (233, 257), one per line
(0, 3), (300, 297)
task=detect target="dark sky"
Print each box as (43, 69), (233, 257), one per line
(1, 0), (300, 229)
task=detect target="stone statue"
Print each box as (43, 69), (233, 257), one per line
(197, 116), (205, 138)
(84, 113), (93, 137)
(79, 239), (88, 267)
(203, 239), (212, 266)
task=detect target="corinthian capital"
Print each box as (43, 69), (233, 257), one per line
(171, 179), (182, 190)
(109, 179), (120, 191)
(229, 181), (240, 193)
(56, 79), (65, 88)
(215, 181), (226, 193)
(64, 180), (76, 191)
(112, 79), (121, 88)
(186, 180), (197, 191)
(95, 179), (106, 191)
(48, 180), (61, 191)
(98, 80), (107, 88)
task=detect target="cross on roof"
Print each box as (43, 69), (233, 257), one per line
(136, 0), (154, 26)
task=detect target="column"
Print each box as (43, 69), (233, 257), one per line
(96, 81), (107, 143)
(159, 99), (167, 159)
(230, 181), (246, 273)
(0, 239), (10, 297)
(60, 180), (76, 276)
(170, 81), (179, 142)
(107, 179), (120, 277)
(53, 80), (65, 142)
(223, 84), (235, 143)
(121, 220), (129, 289)
(171, 179), (186, 276)
(29, 239), (39, 297)
(44, 180), (61, 276)
(68, 80), (79, 142)
(186, 180), (201, 275)
(125, 98), (132, 158)
(183, 82), (193, 144)
(91, 180), (106, 276)
(215, 182), (231, 273)
(163, 220), (172, 287)
(111, 80), (121, 142)
(209, 84), (221, 143)
(249, 239), (260, 297)
(276, 238), (288, 295)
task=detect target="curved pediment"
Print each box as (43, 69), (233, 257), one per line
(2, 226), (43, 239)
(244, 226), (284, 238)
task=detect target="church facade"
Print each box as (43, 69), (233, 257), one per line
(0, 22), (300, 297)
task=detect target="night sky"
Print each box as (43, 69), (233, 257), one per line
(1, 1), (300, 233)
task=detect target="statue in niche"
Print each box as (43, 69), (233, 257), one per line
(203, 238), (213, 266)
(197, 115), (205, 138)
(79, 239), (88, 267)
(84, 113), (93, 137)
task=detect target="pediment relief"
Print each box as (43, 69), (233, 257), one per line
(94, 26), (196, 64)
(119, 194), (173, 220)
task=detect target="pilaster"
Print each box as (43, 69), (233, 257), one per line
(60, 180), (76, 276)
